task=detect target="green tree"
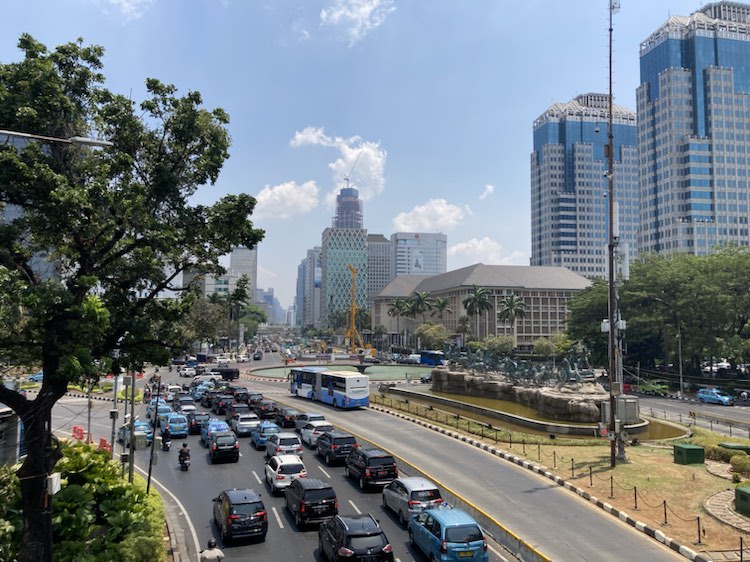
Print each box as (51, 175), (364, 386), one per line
(0, 35), (264, 561)
(455, 315), (472, 347)
(409, 291), (434, 324)
(497, 292), (526, 347)
(355, 307), (371, 332)
(431, 296), (453, 322)
(533, 336), (555, 358)
(566, 279), (609, 367)
(414, 323), (448, 350)
(238, 304), (267, 340)
(387, 297), (410, 346)
(483, 335), (515, 356)
(462, 285), (492, 340)
(372, 324), (387, 350)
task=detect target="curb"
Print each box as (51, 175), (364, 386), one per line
(369, 403), (713, 562)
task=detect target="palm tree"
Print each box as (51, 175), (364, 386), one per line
(355, 307), (371, 332)
(410, 291), (434, 324)
(431, 297), (453, 323)
(456, 315), (472, 348)
(498, 292), (527, 347)
(372, 325), (387, 350)
(387, 298), (410, 347)
(462, 285), (492, 340)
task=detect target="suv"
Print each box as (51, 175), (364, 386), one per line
(213, 489), (268, 543)
(275, 407), (302, 428)
(209, 431), (240, 463)
(318, 514), (394, 561)
(247, 392), (264, 409)
(250, 421), (281, 450)
(264, 454), (307, 495)
(408, 508), (488, 562)
(212, 394), (236, 415)
(285, 478), (337, 528)
(697, 388), (735, 406)
(382, 477), (443, 527)
(345, 448), (398, 490)
(265, 432), (304, 459)
(253, 399), (279, 419)
(316, 431), (358, 466)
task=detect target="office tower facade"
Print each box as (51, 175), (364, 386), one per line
(390, 232), (448, 277)
(366, 234), (392, 309)
(295, 260), (306, 327)
(333, 187), (363, 229)
(320, 228), (367, 328)
(297, 247), (322, 328)
(229, 246), (258, 295)
(638, 2), (750, 255)
(531, 93), (638, 278)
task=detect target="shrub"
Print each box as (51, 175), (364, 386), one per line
(704, 445), (737, 463)
(730, 453), (750, 477)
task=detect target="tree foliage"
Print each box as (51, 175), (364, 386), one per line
(462, 285), (492, 339)
(0, 35), (264, 560)
(414, 323), (448, 350)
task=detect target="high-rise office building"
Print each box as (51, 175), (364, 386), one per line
(638, 2), (750, 255)
(530, 94), (638, 278)
(390, 232), (447, 277)
(229, 246), (258, 295)
(333, 187), (363, 229)
(366, 234), (392, 309)
(320, 228), (367, 328)
(296, 247), (322, 328)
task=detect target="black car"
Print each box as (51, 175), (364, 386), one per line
(318, 514), (394, 561)
(187, 412), (211, 435)
(201, 389), (221, 408)
(212, 394), (236, 415)
(275, 407), (301, 428)
(209, 431), (240, 463)
(253, 399), (278, 420)
(233, 388), (249, 403)
(248, 392), (264, 409)
(225, 402), (251, 422)
(345, 449), (398, 490)
(285, 478), (338, 528)
(213, 488), (268, 543)
(316, 431), (358, 466)
(253, 350), (263, 360)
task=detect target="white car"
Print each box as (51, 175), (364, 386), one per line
(236, 354), (249, 363)
(231, 413), (261, 436)
(294, 412), (326, 432)
(299, 421), (335, 447)
(264, 454), (306, 495)
(179, 366), (196, 378)
(179, 404), (197, 416)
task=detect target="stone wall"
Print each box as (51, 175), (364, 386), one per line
(431, 369), (609, 423)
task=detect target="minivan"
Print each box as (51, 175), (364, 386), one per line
(408, 508), (488, 562)
(285, 478), (338, 527)
(697, 388), (734, 406)
(382, 477), (443, 527)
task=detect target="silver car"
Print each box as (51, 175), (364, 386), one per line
(382, 477), (443, 528)
(265, 432), (304, 459)
(300, 421), (335, 447)
(232, 413), (261, 436)
(294, 412), (326, 432)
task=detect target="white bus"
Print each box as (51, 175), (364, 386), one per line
(290, 367), (369, 409)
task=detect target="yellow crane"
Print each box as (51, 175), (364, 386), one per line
(345, 264), (365, 354)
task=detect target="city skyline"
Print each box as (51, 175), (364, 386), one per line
(0, 0), (704, 308)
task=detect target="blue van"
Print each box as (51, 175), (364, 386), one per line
(250, 421), (280, 450)
(408, 508), (488, 562)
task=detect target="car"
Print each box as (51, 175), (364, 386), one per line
(300, 421), (335, 448)
(275, 407), (302, 428)
(253, 399), (278, 419)
(318, 514), (394, 562)
(153, 405), (173, 426)
(250, 421), (281, 450)
(27, 371), (44, 383)
(212, 394), (236, 415)
(209, 431), (240, 463)
(159, 413), (189, 439)
(420, 373), (432, 384)
(225, 402), (251, 422)
(200, 389), (221, 408)
(233, 388), (249, 403)
(253, 350), (263, 360)
(117, 421), (153, 448)
(146, 399), (167, 419)
(231, 413), (261, 437)
(174, 395), (195, 412)
(345, 448), (398, 490)
(247, 392), (264, 409)
(265, 432), (304, 459)
(316, 431), (358, 466)
(295, 412), (326, 432)
(178, 403), (196, 416)
(187, 412), (211, 435)
(237, 354), (249, 363)
(213, 489), (268, 543)
(200, 419), (231, 447)
(382, 477), (443, 528)
(408, 508), (488, 562)
(179, 366), (196, 378)
(697, 388), (735, 406)
(285, 478), (338, 528)
(264, 454), (307, 495)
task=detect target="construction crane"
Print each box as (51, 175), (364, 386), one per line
(345, 264), (365, 354)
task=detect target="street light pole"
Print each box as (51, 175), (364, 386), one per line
(676, 314), (684, 399)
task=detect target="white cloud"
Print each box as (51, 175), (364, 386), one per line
(254, 180), (319, 220)
(479, 184), (494, 200)
(320, 0), (396, 46)
(105, 0), (154, 20)
(447, 237), (526, 269)
(392, 199), (464, 232)
(291, 126), (386, 207)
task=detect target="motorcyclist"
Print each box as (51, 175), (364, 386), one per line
(178, 442), (190, 464)
(199, 538), (224, 562)
(161, 429), (171, 450)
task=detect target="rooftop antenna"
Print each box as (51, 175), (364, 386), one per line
(344, 150), (362, 190)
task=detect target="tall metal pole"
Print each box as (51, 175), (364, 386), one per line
(109, 360), (119, 460)
(128, 371), (136, 482)
(677, 314), (684, 399)
(607, 0), (618, 468)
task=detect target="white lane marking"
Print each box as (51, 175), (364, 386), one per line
(318, 466), (331, 478)
(272, 506), (285, 529)
(252, 470), (262, 484)
(348, 500), (361, 514)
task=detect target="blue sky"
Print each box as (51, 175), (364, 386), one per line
(1, 0), (701, 308)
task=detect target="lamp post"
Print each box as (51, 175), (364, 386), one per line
(676, 316), (684, 399)
(0, 129), (113, 148)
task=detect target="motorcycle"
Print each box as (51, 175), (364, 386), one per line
(162, 437), (171, 452)
(179, 456), (190, 471)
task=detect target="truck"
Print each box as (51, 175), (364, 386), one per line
(213, 367), (239, 381)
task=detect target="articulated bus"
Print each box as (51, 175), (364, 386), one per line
(290, 367), (369, 408)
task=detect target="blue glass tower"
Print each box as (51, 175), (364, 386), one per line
(531, 93), (638, 278)
(638, 1), (750, 254)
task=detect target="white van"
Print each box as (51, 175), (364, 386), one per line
(216, 356), (231, 367)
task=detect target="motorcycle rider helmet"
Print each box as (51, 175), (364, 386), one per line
(207, 538), (216, 549)
(183, 443), (188, 448)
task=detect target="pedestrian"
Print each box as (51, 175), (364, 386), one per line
(199, 538), (224, 562)
(741, 390), (748, 404)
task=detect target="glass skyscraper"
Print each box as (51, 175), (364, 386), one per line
(530, 94), (638, 278)
(333, 187), (363, 229)
(638, 1), (750, 255)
